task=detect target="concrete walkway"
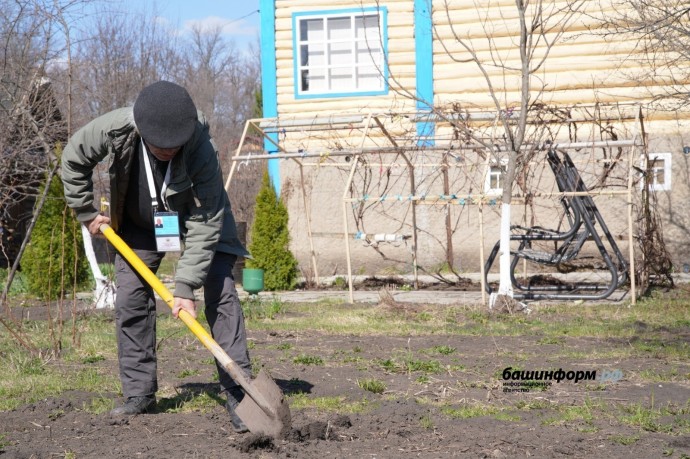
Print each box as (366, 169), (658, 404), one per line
(93, 271), (681, 309)
(235, 272), (644, 306)
(237, 273), (491, 305)
(237, 287), (487, 305)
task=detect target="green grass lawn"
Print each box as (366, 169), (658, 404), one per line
(0, 287), (687, 418)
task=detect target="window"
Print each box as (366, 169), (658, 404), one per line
(642, 153), (672, 191)
(293, 8), (388, 98)
(485, 161), (507, 195)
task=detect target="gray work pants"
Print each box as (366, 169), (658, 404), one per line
(114, 248), (251, 398)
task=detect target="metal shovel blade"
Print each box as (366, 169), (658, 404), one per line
(235, 369), (291, 438)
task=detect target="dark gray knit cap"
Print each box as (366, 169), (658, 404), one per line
(133, 81), (197, 148)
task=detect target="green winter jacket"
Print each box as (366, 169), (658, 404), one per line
(61, 107), (249, 297)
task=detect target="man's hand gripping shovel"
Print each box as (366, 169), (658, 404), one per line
(100, 224), (291, 437)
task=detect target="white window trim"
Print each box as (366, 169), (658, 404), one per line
(640, 152), (672, 191)
(292, 8), (388, 99)
(485, 159), (507, 196)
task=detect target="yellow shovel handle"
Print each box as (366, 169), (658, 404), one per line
(100, 224), (213, 349)
(99, 224), (276, 418)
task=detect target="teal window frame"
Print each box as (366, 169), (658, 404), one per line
(292, 7), (389, 99)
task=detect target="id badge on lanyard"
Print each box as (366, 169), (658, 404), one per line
(142, 143), (181, 252)
(154, 211), (181, 251)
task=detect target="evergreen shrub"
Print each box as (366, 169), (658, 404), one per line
(245, 170), (298, 290)
(21, 172), (89, 299)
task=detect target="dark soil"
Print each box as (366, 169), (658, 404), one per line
(1, 303), (689, 458)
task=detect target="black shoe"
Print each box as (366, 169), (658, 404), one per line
(110, 395), (155, 416)
(226, 387), (249, 433)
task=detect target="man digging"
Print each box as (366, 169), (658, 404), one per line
(62, 81), (252, 433)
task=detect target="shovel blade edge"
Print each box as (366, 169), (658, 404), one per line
(235, 369), (291, 438)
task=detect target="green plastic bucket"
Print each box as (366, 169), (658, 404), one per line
(242, 268), (264, 295)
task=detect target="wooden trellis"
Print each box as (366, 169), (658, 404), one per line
(225, 104), (649, 304)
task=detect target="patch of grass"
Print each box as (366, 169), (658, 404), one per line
(0, 315), (121, 411)
(560, 347), (634, 361)
(288, 393), (371, 414)
(82, 396), (114, 415)
(242, 296), (285, 320)
(378, 358), (396, 372)
(158, 390), (221, 414)
(343, 355), (363, 364)
(177, 368), (200, 379)
(62, 314), (118, 362)
(542, 403), (596, 427)
(81, 354), (105, 364)
(617, 401), (689, 434)
(276, 343), (293, 350)
(0, 433), (11, 450)
(10, 355), (46, 376)
(442, 403), (501, 419)
(250, 356), (263, 376)
(584, 383), (607, 392)
(630, 339), (690, 360)
(494, 412), (521, 422)
(244, 301), (455, 335)
(456, 296), (690, 354)
(420, 414), (434, 429)
(537, 336), (566, 345)
(522, 400), (603, 432)
(406, 358), (443, 373)
(577, 426), (599, 433)
(416, 312), (433, 322)
(376, 352), (443, 375)
(639, 368), (680, 382)
(427, 345), (456, 355)
(609, 434), (639, 445)
(331, 348), (347, 357)
(557, 350), (590, 360)
(466, 311), (489, 324)
(48, 409), (65, 420)
(74, 367), (113, 389)
(0, 360), (119, 411)
(332, 277), (347, 289)
(514, 399), (552, 410)
(620, 403), (662, 432)
(293, 354), (324, 366)
(357, 378), (386, 394)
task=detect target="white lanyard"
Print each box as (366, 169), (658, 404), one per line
(141, 142), (171, 211)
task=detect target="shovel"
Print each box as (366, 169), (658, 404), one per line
(100, 223), (291, 437)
